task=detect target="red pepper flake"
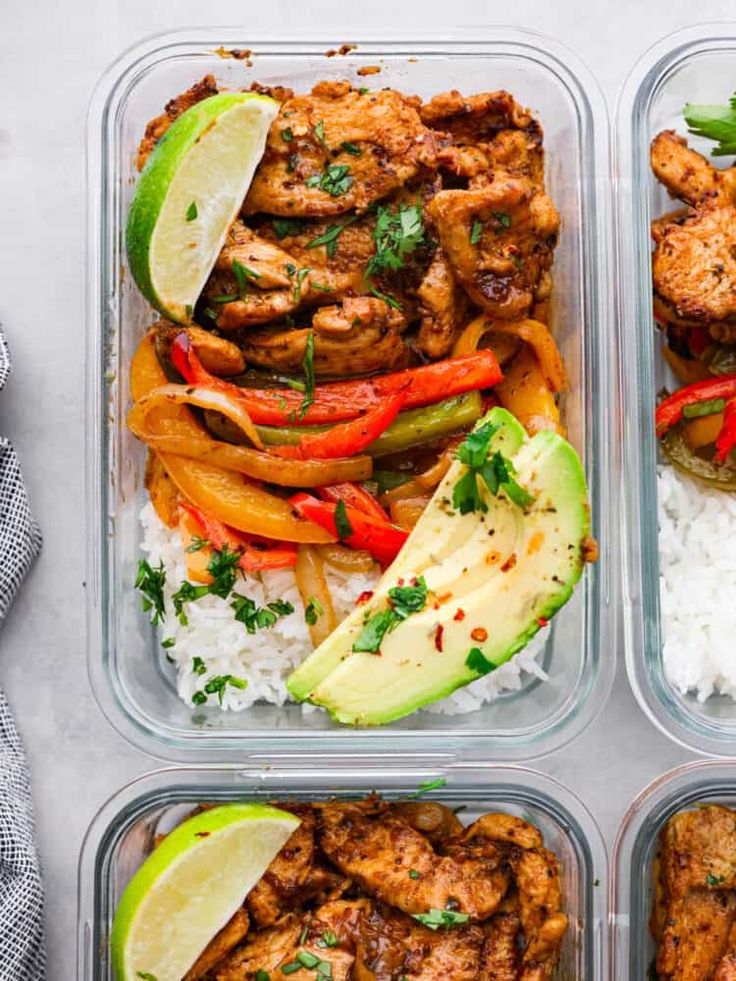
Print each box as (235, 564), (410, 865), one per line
(537, 617), (549, 627)
(453, 608), (466, 622)
(500, 553), (517, 573)
(433, 602), (440, 610)
(410, 576), (418, 586)
(356, 590), (374, 605)
(471, 627), (488, 642)
(397, 577), (405, 586)
(434, 624), (444, 652)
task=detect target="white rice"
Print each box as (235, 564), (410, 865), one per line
(140, 502), (548, 715)
(658, 465), (736, 701)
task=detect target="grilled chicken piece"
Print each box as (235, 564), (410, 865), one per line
(416, 248), (470, 358)
(423, 90), (544, 187)
(247, 805), (348, 928)
(286, 899), (370, 981)
(479, 912), (521, 981)
(355, 902), (485, 981)
(183, 908), (249, 981)
(153, 322), (245, 376)
(137, 75), (218, 170)
(241, 298), (410, 377)
(204, 221), (310, 329)
(660, 805), (736, 900)
(651, 132), (736, 337)
(428, 177), (560, 320)
(716, 945), (736, 981)
(462, 813), (545, 851)
(215, 914), (302, 980)
(512, 847), (567, 981)
(317, 801), (511, 920)
(657, 890), (736, 981)
(244, 81), (436, 217)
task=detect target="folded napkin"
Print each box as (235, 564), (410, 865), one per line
(0, 327), (45, 980)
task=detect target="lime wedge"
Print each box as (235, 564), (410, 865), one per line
(126, 92), (278, 323)
(110, 802), (299, 981)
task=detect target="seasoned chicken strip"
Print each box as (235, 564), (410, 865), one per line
(661, 806), (736, 900)
(247, 804), (347, 928)
(416, 248), (470, 358)
(244, 81), (436, 217)
(657, 890), (736, 981)
(241, 298), (410, 377)
(651, 130), (736, 207)
(153, 322), (245, 376)
(317, 802), (511, 920)
(215, 914), (302, 980)
(136, 75), (218, 170)
(428, 178), (560, 320)
(183, 908), (249, 981)
(479, 912), (521, 981)
(355, 902), (484, 981)
(204, 221), (310, 329)
(512, 847), (567, 981)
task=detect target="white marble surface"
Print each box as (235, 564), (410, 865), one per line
(0, 0), (731, 975)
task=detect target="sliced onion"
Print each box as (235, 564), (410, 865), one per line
(295, 545), (338, 647)
(319, 543), (376, 574)
(453, 316), (567, 393)
(132, 383), (264, 449)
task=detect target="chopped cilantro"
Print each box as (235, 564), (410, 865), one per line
(186, 535), (210, 553)
(352, 608), (395, 653)
(287, 152), (299, 172)
(685, 93), (736, 156)
(202, 674), (247, 705)
(135, 560), (167, 625)
(161, 637), (175, 649)
(412, 908), (469, 930)
(366, 202), (427, 278)
(206, 544), (242, 598)
(408, 777), (447, 798)
(367, 285), (402, 310)
(305, 163), (354, 196)
(307, 214), (361, 257)
(172, 581), (210, 625)
(232, 260), (260, 298)
(192, 656), (206, 675)
(185, 201), (197, 221)
(294, 267), (310, 304)
(313, 119), (328, 149)
(409, 868), (420, 879)
(297, 951), (320, 969)
(470, 219), (483, 245)
(388, 576), (428, 620)
(452, 422), (534, 514)
(298, 330), (316, 419)
(707, 873), (726, 886)
(465, 647), (496, 676)
(340, 141), (362, 155)
(334, 499), (353, 539)
(305, 596), (324, 626)
(136, 974), (158, 981)
(281, 126), (294, 142)
(491, 212), (512, 229)
(317, 930), (339, 949)
(191, 691), (207, 706)
(281, 963), (301, 975)
(255, 972), (271, 981)
(272, 217), (306, 239)
(231, 595), (293, 633)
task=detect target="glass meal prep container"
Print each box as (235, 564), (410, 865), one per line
(77, 760), (607, 980)
(616, 24), (736, 757)
(86, 29), (616, 761)
(611, 758), (736, 979)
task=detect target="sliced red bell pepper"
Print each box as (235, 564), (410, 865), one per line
(656, 375), (736, 437)
(171, 332), (502, 427)
(715, 398), (736, 463)
(289, 492), (408, 566)
(179, 501), (297, 571)
(317, 482), (390, 523)
(273, 389), (407, 460)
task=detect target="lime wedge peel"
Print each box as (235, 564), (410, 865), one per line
(126, 92), (278, 324)
(110, 802), (300, 981)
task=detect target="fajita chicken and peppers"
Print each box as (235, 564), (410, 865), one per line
(125, 72), (595, 724)
(111, 794), (569, 981)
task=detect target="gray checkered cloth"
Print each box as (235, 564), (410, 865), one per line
(0, 327), (45, 980)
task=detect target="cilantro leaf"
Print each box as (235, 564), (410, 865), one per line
(135, 560), (167, 625)
(352, 608), (396, 653)
(334, 499), (353, 539)
(470, 219), (483, 245)
(202, 674), (247, 705)
(306, 213), (360, 257)
(388, 577), (428, 620)
(298, 330), (315, 419)
(412, 908), (469, 930)
(305, 164), (353, 196)
(272, 217), (306, 239)
(407, 776), (447, 798)
(685, 93), (736, 156)
(185, 201), (197, 221)
(206, 544), (242, 598)
(305, 596), (324, 626)
(465, 647), (497, 676)
(366, 202), (427, 278)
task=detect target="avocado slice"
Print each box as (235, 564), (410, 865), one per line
(287, 408), (592, 725)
